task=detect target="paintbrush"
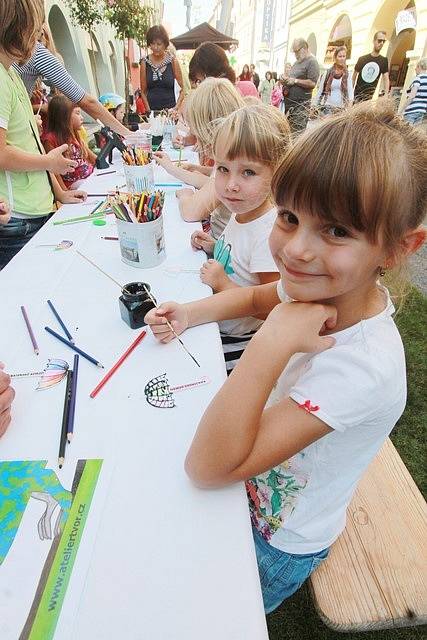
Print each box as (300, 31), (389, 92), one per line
(142, 285), (200, 368)
(75, 251), (200, 367)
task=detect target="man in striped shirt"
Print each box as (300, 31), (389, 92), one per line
(402, 58), (427, 126)
(14, 42), (130, 137)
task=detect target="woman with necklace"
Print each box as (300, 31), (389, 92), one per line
(313, 46), (353, 115)
(140, 25), (184, 115)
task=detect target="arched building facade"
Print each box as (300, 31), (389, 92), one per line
(43, 0), (163, 113)
(45, 1), (123, 100)
(287, 0), (426, 106)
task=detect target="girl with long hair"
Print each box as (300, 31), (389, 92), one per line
(42, 96), (96, 189)
(314, 46), (353, 114)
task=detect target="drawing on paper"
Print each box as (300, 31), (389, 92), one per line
(0, 461), (72, 566)
(0, 458), (103, 640)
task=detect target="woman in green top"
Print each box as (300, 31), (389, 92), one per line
(0, 0), (86, 269)
(259, 71), (275, 105)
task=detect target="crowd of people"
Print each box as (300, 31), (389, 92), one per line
(235, 32), (426, 133)
(1, 0), (427, 621)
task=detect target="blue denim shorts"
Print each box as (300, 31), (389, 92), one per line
(252, 525), (329, 614)
(0, 215), (51, 269)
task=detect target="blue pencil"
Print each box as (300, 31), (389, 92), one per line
(154, 183), (182, 187)
(44, 326), (104, 368)
(67, 354), (79, 442)
(47, 299), (74, 343)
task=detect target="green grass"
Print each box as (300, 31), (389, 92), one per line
(267, 286), (427, 640)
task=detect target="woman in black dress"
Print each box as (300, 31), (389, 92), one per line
(140, 25), (184, 114)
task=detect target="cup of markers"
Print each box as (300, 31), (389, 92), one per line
(122, 144), (155, 194)
(111, 191), (166, 269)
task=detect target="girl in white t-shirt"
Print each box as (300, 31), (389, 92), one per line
(145, 102), (426, 613)
(191, 104), (291, 373)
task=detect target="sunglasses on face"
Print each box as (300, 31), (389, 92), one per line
(376, 39), (386, 44)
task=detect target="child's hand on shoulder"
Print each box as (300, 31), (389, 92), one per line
(191, 230), (215, 254)
(254, 301), (337, 360)
(59, 190), (87, 204)
(144, 302), (189, 343)
(0, 198), (11, 225)
(46, 144), (78, 175)
(200, 259), (229, 292)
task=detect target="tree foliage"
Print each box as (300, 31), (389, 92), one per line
(104, 0), (153, 44)
(67, 0), (104, 33)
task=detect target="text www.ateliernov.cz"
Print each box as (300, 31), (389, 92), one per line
(48, 503), (86, 612)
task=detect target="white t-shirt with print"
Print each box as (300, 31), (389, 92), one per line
(219, 208), (278, 337)
(246, 281), (407, 554)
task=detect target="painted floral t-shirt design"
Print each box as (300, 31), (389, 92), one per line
(246, 454), (309, 542)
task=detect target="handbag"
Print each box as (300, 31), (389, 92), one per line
(271, 86), (283, 107)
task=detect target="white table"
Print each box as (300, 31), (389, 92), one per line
(0, 161), (268, 639)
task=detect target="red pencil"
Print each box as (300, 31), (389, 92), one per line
(89, 329), (147, 398)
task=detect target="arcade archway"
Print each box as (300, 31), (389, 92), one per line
(48, 5), (90, 91)
(307, 33), (317, 56)
(325, 15), (352, 65)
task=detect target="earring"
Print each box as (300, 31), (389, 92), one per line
(379, 267), (386, 277)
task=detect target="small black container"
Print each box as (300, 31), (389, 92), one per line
(119, 282), (156, 329)
(151, 134), (163, 151)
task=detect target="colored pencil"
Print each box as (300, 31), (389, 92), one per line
(20, 305), (39, 355)
(89, 329), (147, 398)
(45, 326), (104, 368)
(96, 169), (116, 176)
(101, 236), (119, 240)
(53, 212), (105, 226)
(47, 299), (74, 343)
(154, 183), (182, 187)
(58, 369), (73, 468)
(89, 200), (105, 215)
(177, 147), (182, 167)
(67, 355), (79, 442)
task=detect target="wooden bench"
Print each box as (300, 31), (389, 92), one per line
(310, 438), (427, 632)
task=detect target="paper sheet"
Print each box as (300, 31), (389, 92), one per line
(0, 458), (113, 640)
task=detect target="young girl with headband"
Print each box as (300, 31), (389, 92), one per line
(145, 102), (426, 613)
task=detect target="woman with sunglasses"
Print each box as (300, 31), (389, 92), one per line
(353, 31), (389, 102)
